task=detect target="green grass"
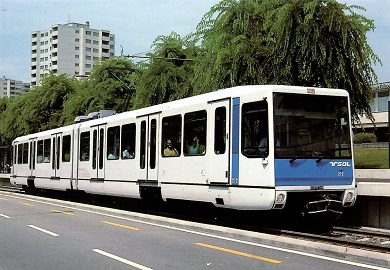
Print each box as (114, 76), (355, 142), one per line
(353, 148), (389, 169)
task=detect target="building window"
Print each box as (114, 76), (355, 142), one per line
(93, 32), (99, 37)
(86, 39), (91, 43)
(75, 38), (79, 42)
(86, 47), (91, 52)
(93, 48), (99, 53)
(85, 64), (91, 68)
(75, 55), (79, 59)
(86, 55), (91, 60)
(86, 30), (91, 35)
(93, 40), (99, 45)
(378, 91), (389, 112)
(75, 30), (79, 34)
(75, 46), (79, 51)
(75, 63), (79, 67)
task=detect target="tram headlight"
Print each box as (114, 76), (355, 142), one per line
(345, 192), (354, 202)
(276, 193), (285, 204)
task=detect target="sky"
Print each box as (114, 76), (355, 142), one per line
(0, 0), (389, 84)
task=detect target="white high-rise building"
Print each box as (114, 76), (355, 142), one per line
(31, 22), (115, 86)
(0, 77), (30, 98)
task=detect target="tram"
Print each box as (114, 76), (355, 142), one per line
(11, 85), (356, 221)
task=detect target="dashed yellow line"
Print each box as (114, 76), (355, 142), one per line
(101, 220), (141, 231)
(18, 202), (34, 206)
(194, 242), (282, 264)
(51, 209), (75, 216)
(0, 198), (8, 201)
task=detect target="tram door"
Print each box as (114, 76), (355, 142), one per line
(50, 133), (61, 179)
(29, 138), (37, 177)
(208, 99), (230, 184)
(138, 113), (160, 182)
(91, 125), (106, 181)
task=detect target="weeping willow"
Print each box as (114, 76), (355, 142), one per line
(194, 0), (380, 121)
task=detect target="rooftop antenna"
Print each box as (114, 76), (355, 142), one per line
(67, 13), (70, 23)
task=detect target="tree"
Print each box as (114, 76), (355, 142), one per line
(194, 0), (380, 121)
(87, 57), (138, 113)
(194, 0), (269, 94)
(134, 32), (199, 108)
(262, 0), (380, 121)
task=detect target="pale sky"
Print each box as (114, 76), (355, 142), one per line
(0, 0), (388, 83)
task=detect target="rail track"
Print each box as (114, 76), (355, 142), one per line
(1, 185), (389, 254)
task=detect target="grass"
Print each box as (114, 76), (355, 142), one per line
(353, 148), (389, 169)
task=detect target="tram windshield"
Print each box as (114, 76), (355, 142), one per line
(273, 93), (352, 159)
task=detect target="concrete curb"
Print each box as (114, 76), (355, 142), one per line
(2, 191), (389, 268)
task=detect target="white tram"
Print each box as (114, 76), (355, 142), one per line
(11, 85), (356, 217)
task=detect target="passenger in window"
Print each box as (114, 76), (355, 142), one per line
(64, 151), (70, 162)
(122, 145), (134, 159)
(81, 148), (89, 161)
(108, 148), (116, 160)
(188, 137), (199, 155)
(164, 140), (179, 157)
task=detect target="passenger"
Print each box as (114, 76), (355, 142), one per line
(122, 145), (134, 159)
(81, 150), (89, 161)
(164, 140), (179, 157)
(259, 137), (280, 148)
(108, 148), (116, 160)
(188, 137), (199, 155)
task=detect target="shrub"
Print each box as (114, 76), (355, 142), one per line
(353, 132), (377, 144)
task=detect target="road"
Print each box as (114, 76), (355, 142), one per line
(0, 192), (388, 270)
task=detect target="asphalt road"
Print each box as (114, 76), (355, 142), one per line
(0, 192), (388, 270)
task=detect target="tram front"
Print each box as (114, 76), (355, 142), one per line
(272, 89), (356, 223)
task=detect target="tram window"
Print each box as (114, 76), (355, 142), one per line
(17, 144), (22, 164)
(162, 114), (181, 157)
(184, 110), (207, 156)
(107, 126), (120, 160)
(140, 121), (147, 168)
(121, 123), (135, 159)
(150, 119), (157, 169)
(22, 143), (28, 164)
(80, 131), (90, 161)
(43, 139), (51, 163)
(37, 140), (43, 163)
(62, 135), (71, 162)
(241, 100), (269, 158)
(214, 107), (226, 154)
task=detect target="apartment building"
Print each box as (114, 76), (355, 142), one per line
(31, 22), (115, 86)
(0, 77), (30, 98)
(355, 82), (390, 141)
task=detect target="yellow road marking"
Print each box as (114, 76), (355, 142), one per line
(18, 202), (34, 206)
(0, 198), (8, 200)
(101, 220), (141, 231)
(195, 242), (282, 264)
(51, 209), (75, 216)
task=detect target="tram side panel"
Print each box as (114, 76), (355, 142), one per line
(103, 119), (140, 198)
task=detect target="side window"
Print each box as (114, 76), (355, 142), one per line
(184, 110), (207, 156)
(121, 123), (135, 159)
(17, 144), (22, 164)
(22, 143), (29, 164)
(241, 100), (268, 158)
(162, 115), (181, 157)
(43, 139), (51, 163)
(62, 135), (71, 162)
(214, 107), (226, 154)
(107, 126), (120, 160)
(37, 140), (44, 163)
(80, 131), (90, 161)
